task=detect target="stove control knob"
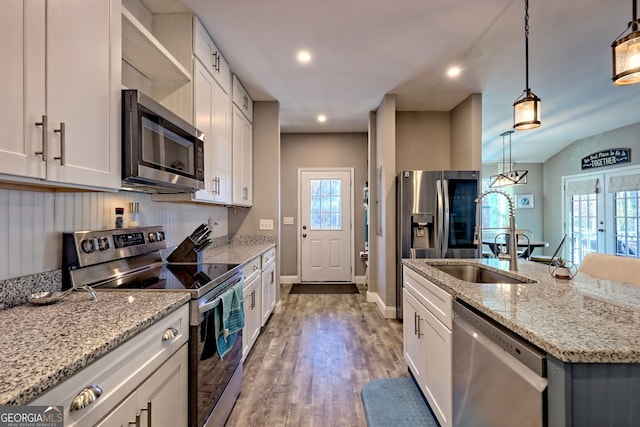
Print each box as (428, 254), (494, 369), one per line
(149, 231), (165, 242)
(81, 238), (98, 253)
(97, 237), (110, 251)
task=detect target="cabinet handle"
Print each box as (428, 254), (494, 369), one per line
(414, 312), (418, 336)
(416, 314), (423, 339)
(34, 115), (47, 161)
(162, 327), (179, 341)
(251, 290), (256, 309)
(53, 122), (65, 165)
(140, 401), (152, 427)
(253, 265), (259, 271)
(243, 187), (248, 200)
(70, 384), (103, 411)
(213, 51), (220, 72)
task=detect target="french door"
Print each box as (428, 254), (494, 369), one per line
(564, 175), (604, 264)
(299, 168), (353, 282)
(564, 166), (640, 265)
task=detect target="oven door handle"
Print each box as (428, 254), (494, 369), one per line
(199, 297), (221, 315)
(198, 276), (243, 316)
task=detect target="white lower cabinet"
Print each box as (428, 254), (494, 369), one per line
(96, 344), (188, 427)
(402, 266), (452, 427)
(31, 305), (189, 427)
(261, 248), (277, 326)
(242, 256), (262, 361)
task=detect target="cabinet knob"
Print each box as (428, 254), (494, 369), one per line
(70, 384), (103, 411)
(162, 327), (179, 341)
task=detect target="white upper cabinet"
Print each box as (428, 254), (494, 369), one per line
(0, 0), (121, 191)
(194, 60), (232, 204)
(193, 17), (231, 94)
(232, 75), (253, 206)
(232, 75), (253, 122)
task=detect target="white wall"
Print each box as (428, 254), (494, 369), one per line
(374, 95), (397, 318)
(0, 188), (228, 280)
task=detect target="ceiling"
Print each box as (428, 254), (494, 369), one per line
(148, 0), (640, 163)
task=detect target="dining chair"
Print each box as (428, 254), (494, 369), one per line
(578, 253), (640, 286)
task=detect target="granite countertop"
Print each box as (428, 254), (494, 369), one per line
(403, 258), (640, 364)
(201, 241), (276, 265)
(0, 291), (190, 406)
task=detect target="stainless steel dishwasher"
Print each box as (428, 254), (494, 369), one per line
(452, 300), (548, 427)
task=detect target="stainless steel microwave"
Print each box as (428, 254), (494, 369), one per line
(122, 89), (205, 193)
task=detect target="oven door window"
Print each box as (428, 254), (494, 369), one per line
(141, 116), (195, 177)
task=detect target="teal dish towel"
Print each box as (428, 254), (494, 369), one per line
(214, 281), (245, 359)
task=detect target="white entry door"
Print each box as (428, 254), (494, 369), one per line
(299, 169), (353, 282)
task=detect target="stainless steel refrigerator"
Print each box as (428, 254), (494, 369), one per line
(396, 170), (479, 319)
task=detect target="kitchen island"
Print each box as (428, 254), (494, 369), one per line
(403, 258), (640, 426)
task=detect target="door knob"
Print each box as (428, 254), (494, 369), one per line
(302, 225), (307, 230)
(302, 233), (307, 238)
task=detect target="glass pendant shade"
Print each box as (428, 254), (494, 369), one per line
(612, 27), (640, 85)
(513, 90), (541, 130)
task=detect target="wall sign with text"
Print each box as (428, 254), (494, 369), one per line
(582, 148), (631, 170)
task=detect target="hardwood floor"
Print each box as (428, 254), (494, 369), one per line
(226, 284), (407, 426)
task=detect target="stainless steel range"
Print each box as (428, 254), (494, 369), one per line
(62, 225), (243, 427)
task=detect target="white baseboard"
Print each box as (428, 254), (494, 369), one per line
(279, 275), (298, 284)
(365, 290), (397, 319)
(281, 275), (366, 285)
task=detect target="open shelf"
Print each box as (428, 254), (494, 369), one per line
(122, 6), (191, 87)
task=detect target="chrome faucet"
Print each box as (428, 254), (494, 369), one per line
(474, 189), (518, 272)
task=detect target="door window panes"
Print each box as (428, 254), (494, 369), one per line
(570, 193), (598, 264)
(310, 178), (342, 230)
(614, 190), (639, 257)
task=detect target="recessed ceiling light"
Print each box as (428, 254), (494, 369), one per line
(317, 114), (327, 123)
(297, 50), (312, 63)
(447, 66), (461, 77)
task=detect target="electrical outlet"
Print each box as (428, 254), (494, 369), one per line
(259, 219), (274, 230)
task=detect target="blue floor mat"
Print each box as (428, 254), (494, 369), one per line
(361, 377), (440, 427)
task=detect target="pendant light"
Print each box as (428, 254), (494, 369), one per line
(612, 0), (640, 85)
(490, 131), (528, 188)
(513, 0), (541, 130)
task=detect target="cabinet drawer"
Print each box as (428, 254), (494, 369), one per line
(31, 304), (189, 426)
(244, 256), (262, 282)
(403, 266), (452, 329)
(262, 247), (276, 269)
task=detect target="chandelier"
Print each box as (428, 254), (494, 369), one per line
(490, 131), (528, 188)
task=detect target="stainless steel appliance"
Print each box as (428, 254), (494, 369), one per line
(122, 89), (205, 193)
(396, 170), (479, 319)
(452, 300), (547, 427)
(62, 226), (243, 427)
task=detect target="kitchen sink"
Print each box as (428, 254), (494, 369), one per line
(430, 264), (533, 284)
